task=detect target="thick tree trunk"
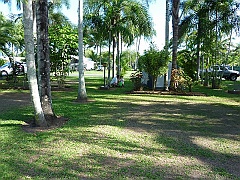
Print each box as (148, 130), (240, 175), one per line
(77, 0), (88, 101)
(170, 0), (180, 90)
(36, 0), (56, 120)
(171, 0), (179, 70)
(23, 0), (47, 127)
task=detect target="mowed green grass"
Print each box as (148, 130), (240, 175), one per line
(0, 72), (239, 179)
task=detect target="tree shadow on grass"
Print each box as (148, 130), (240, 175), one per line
(1, 86), (240, 179)
(49, 94), (240, 178)
(118, 100), (240, 178)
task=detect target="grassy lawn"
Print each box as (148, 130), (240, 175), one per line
(0, 71), (239, 179)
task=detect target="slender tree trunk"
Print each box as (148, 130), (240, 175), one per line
(196, 40), (201, 81)
(112, 36), (116, 78)
(196, 16), (203, 81)
(164, 0), (170, 90)
(226, 29), (232, 64)
(135, 37), (141, 70)
(36, 0), (56, 121)
(77, 0), (87, 101)
(23, 0), (47, 127)
(117, 32), (120, 75)
(108, 28), (111, 85)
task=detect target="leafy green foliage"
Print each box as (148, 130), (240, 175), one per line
(179, 0), (240, 87)
(178, 49), (197, 80)
(0, 13), (24, 57)
(138, 43), (168, 90)
(120, 50), (138, 75)
(49, 23), (78, 87)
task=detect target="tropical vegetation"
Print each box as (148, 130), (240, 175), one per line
(0, 0), (239, 120)
(0, 73), (240, 179)
(0, 0), (240, 178)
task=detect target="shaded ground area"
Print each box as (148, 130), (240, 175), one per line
(0, 91), (69, 131)
(0, 92), (31, 112)
(0, 90), (239, 179)
(120, 99), (240, 178)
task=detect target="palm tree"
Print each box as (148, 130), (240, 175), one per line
(85, 0), (154, 77)
(179, 0), (240, 82)
(23, 0), (47, 126)
(164, 0), (170, 90)
(3, 0), (70, 126)
(0, 13), (13, 56)
(169, 0), (180, 90)
(77, 0), (87, 101)
(172, 0), (180, 70)
(36, 0), (71, 123)
(1, 0), (47, 126)
(36, 0), (56, 121)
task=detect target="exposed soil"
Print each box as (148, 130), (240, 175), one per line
(0, 89), (206, 134)
(22, 116), (69, 134)
(0, 91), (68, 133)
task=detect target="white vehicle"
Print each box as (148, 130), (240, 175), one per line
(0, 61), (26, 76)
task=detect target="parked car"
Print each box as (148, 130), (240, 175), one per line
(233, 66), (240, 74)
(201, 65), (239, 81)
(0, 61), (26, 77)
(212, 65), (239, 81)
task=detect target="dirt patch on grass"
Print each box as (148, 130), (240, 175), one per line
(22, 116), (69, 134)
(0, 91), (68, 133)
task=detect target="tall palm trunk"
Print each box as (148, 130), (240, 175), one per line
(112, 36), (116, 78)
(170, 0), (180, 90)
(117, 32), (121, 75)
(107, 28), (111, 84)
(164, 0), (170, 90)
(77, 0), (87, 101)
(23, 0), (47, 127)
(36, 0), (56, 121)
(196, 34), (201, 80)
(196, 11), (204, 81)
(172, 0), (179, 70)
